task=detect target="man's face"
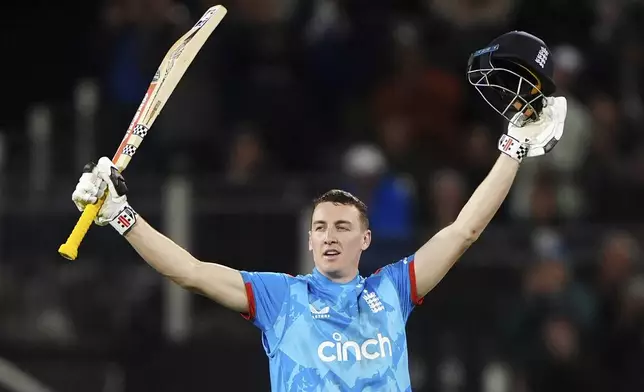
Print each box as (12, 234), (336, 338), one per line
(309, 202), (371, 280)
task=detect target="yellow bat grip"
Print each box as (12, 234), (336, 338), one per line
(58, 196), (106, 260)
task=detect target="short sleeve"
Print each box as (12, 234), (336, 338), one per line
(239, 271), (290, 332)
(375, 254), (424, 319)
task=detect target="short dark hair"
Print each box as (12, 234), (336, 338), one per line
(312, 189), (369, 229)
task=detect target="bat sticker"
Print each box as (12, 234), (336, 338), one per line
(122, 145), (137, 157)
(132, 124), (149, 138)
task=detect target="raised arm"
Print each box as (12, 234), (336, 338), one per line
(414, 154), (518, 296)
(412, 97), (568, 298)
(71, 157), (248, 313)
(124, 218), (248, 312)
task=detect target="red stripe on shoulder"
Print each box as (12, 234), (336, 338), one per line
(408, 260), (424, 305)
(240, 282), (257, 321)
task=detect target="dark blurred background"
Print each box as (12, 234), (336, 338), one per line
(1, 0), (644, 391)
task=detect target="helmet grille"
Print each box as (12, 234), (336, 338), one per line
(468, 56), (547, 126)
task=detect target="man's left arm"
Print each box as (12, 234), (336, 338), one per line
(413, 154), (518, 297)
(412, 96), (568, 299)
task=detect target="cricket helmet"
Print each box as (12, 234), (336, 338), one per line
(466, 31), (556, 126)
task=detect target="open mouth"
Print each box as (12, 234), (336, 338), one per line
(323, 249), (341, 257)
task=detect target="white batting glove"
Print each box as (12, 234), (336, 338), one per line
(72, 164), (107, 211)
(71, 157), (138, 235)
(498, 96), (567, 162)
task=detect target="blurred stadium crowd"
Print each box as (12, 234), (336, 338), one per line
(2, 0), (644, 391)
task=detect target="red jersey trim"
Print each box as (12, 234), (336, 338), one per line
(240, 282), (256, 321)
(409, 260), (424, 305)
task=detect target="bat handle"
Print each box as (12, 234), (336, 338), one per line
(58, 196), (106, 260)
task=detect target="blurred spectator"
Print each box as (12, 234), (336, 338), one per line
(591, 230), (640, 339)
(503, 255), (597, 392)
(549, 45), (593, 169)
(460, 123), (497, 187)
(374, 116), (428, 192)
(527, 170), (560, 227)
(580, 93), (634, 222)
(224, 124), (273, 186)
(209, 123), (293, 204)
(531, 226), (566, 262)
(456, 122), (512, 220)
(371, 21), (465, 166)
(341, 143), (417, 240)
(425, 168), (467, 230)
(426, 0), (514, 31)
(591, 0), (624, 45)
(98, 0), (191, 106)
(593, 274), (644, 391)
(340, 143), (418, 274)
(522, 313), (601, 392)
(509, 45), (592, 221)
(615, 1), (644, 125)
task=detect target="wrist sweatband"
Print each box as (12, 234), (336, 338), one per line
(498, 134), (528, 162)
(110, 204), (138, 236)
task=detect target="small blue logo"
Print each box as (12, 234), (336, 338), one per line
(472, 44), (499, 57)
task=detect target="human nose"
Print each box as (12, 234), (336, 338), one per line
(323, 229), (338, 244)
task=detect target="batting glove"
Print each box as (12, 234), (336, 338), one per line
(498, 96), (567, 162)
(71, 157), (138, 235)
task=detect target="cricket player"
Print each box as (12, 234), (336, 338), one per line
(71, 31), (567, 391)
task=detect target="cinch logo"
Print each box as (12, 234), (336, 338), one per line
(317, 332), (392, 362)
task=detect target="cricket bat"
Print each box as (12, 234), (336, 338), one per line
(58, 5), (227, 260)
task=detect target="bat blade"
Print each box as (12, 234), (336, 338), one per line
(58, 5), (227, 261)
(112, 5), (227, 171)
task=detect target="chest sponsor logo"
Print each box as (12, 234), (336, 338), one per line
(317, 332), (392, 362)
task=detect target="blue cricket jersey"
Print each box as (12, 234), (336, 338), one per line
(240, 254), (424, 391)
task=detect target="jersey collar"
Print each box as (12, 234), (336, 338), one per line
(311, 267), (364, 296)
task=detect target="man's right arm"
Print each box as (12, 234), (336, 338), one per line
(72, 157), (249, 314)
(124, 218), (249, 313)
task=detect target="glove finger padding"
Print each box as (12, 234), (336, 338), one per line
(72, 162), (107, 211)
(507, 96), (567, 158)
